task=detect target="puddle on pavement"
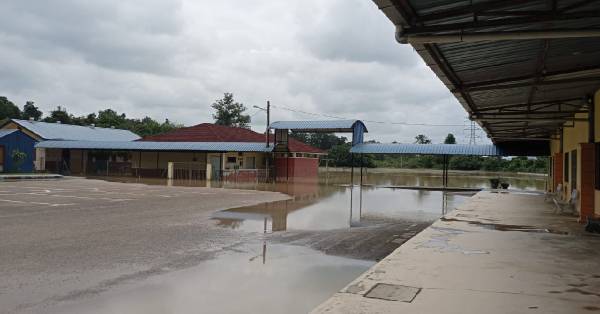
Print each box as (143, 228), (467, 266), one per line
(440, 217), (569, 235)
(52, 243), (374, 314)
(213, 187), (473, 232)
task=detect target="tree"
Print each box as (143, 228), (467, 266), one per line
(414, 134), (431, 144)
(11, 149), (27, 172)
(0, 97), (22, 120)
(211, 93), (250, 128)
(444, 133), (456, 144)
(21, 101), (43, 121)
(43, 106), (72, 124)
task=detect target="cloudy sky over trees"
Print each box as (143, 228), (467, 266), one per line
(0, 0), (478, 143)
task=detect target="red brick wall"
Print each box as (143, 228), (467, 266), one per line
(275, 157), (318, 181)
(580, 143), (595, 222)
(553, 153), (563, 192)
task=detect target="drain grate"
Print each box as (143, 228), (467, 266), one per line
(364, 283), (421, 302)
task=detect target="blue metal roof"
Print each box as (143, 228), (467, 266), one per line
(10, 119), (140, 141)
(269, 120), (367, 132)
(350, 143), (504, 156)
(35, 140), (273, 152)
(0, 129), (17, 139)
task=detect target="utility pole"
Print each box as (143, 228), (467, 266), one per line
(266, 101), (270, 147)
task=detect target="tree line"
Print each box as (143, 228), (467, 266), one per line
(293, 132), (548, 173)
(0, 96), (182, 137)
(0, 93), (253, 137)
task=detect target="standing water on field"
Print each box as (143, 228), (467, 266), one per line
(71, 170), (545, 314)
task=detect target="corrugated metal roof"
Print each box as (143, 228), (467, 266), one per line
(139, 123), (324, 154)
(350, 143), (503, 156)
(0, 129), (17, 139)
(35, 140), (273, 152)
(373, 0), (600, 144)
(269, 120), (367, 132)
(10, 119), (140, 141)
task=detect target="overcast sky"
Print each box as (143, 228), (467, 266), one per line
(0, 0), (485, 144)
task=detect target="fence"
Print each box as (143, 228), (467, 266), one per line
(220, 169), (271, 183)
(168, 162), (207, 181)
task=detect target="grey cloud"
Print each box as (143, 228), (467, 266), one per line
(0, 0), (475, 144)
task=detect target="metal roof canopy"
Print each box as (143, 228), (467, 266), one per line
(350, 142), (548, 156)
(269, 120), (368, 133)
(35, 140), (273, 152)
(350, 143), (502, 156)
(5, 119), (140, 141)
(373, 0), (600, 145)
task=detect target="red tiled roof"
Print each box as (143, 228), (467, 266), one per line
(139, 123), (324, 154)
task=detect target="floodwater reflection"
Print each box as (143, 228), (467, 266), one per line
(63, 170), (546, 314)
(53, 244), (373, 314)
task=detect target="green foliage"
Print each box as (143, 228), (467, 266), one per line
(11, 149), (27, 172)
(211, 93), (250, 128)
(444, 133), (456, 144)
(414, 134), (432, 144)
(0, 96), (181, 137)
(43, 106), (72, 124)
(291, 133), (347, 150)
(22, 101), (42, 120)
(327, 143), (375, 168)
(0, 97), (22, 120)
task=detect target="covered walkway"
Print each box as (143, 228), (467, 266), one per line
(313, 191), (600, 314)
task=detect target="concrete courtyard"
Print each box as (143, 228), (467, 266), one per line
(312, 191), (600, 314)
(0, 178), (289, 314)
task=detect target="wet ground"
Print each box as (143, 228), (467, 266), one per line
(0, 171), (546, 314)
(313, 191), (600, 314)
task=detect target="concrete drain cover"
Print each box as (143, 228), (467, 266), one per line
(364, 283), (421, 302)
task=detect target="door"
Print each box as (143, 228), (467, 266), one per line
(210, 156), (221, 180)
(0, 145), (4, 172)
(245, 157), (256, 169)
(571, 149), (577, 192)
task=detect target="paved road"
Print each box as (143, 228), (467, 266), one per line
(0, 178), (289, 314)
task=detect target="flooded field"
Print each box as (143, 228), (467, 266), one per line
(1, 171), (546, 314)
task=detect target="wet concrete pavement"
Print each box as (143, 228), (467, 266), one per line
(0, 178), (289, 314)
(312, 191), (600, 314)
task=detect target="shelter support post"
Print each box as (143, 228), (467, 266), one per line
(359, 154), (363, 219)
(349, 153), (354, 227)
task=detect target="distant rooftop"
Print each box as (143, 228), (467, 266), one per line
(7, 119), (140, 141)
(269, 120), (367, 133)
(140, 123), (324, 154)
(350, 143), (504, 156)
(35, 140), (273, 153)
(0, 129), (17, 139)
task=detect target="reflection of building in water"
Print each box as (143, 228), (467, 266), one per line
(213, 181), (340, 232)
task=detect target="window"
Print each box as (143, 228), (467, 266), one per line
(564, 152), (569, 182)
(227, 156), (237, 163)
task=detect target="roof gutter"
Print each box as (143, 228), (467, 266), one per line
(395, 27), (600, 44)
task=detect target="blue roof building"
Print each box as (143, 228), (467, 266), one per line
(0, 129), (36, 173)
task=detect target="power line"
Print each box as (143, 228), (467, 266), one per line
(269, 104), (466, 127)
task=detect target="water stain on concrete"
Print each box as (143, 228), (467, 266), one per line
(440, 217), (569, 235)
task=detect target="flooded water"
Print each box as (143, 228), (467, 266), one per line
(73, 170), (545, 314)
(53, 243), (372, 314)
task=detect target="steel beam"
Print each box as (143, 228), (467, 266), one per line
(404, 11), (600, 35)
(461, 76), (600, 92)
(461, 65), (600, 90)
(403, 29), (600, 44)
(417, 0), (538, 22)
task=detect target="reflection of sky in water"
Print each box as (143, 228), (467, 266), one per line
(215, 172), (545, 233)
(53, 244), (373, 314)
